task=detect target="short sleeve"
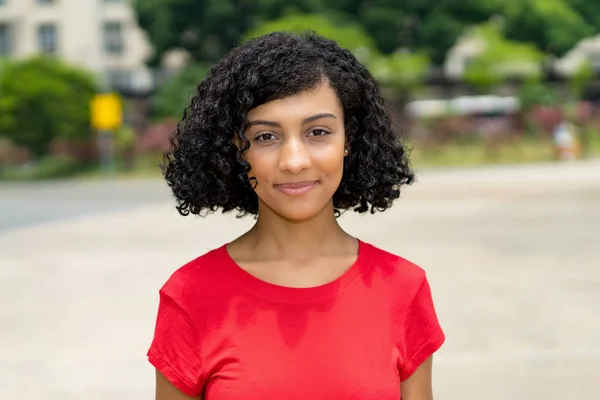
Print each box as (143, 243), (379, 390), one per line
(147, 290), (204, 397)
(396, 275), (445, 381)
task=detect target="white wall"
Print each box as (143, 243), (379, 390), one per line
(0, 0), (154, 91)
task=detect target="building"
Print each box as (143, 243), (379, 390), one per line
(0, 0), (154, 94)
(554, 34), (600, 77)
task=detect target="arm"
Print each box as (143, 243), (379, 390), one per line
(148, 290), (205, 398)
(397, 274), (445, 400)
(400, 356), (434, 400)
(156, 370), (202, 400)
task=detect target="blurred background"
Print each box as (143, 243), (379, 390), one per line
(0, 1), (598, 399)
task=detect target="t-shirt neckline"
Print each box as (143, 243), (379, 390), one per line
(215, 239), (369, 303)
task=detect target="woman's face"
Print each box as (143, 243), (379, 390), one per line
(243, 81), (346, 221)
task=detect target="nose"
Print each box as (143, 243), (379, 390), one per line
(278, 138), (311, 174)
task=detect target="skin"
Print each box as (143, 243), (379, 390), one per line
(155, 81), (435, 400)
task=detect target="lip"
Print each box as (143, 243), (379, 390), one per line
(275, 181), (319, 195)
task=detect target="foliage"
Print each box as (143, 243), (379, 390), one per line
(243, 13), (429, 99)
(368, 50), (430, 91)
(502, 0), (593, 54)
(464, 22), (545, 92)
(153, 63), (208, 119)
(569, 60), (595, 98)
(0, 155), (88, 181)
(114, 124), (136, 151)
(567, 0), (600, 32)
(133, 0), (323, 65)
(517, 82), (559, 112)
(243, 13), (377, 63)
(134, 0), (600, 66)
(249, 13), (429, 81)
(0, 57), (98, 157)
(410, 136), (558, 168)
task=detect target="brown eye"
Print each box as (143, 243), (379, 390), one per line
(255, 133), (277, 141)
(308, 129), (330, 137)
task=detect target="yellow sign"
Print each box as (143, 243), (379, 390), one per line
(90, 93), (122, 131)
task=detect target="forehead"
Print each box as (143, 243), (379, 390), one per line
(247, 82), (343, 121)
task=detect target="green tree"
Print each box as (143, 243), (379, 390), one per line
(502, 0), (593, 55)
(134, 0), (600, 68)
(463, 22), (545, 92)
(243, 13), (377, 63)
(245, 13), (429, 77)
(569, 60), (595, 98)
(245, 13), (429, 103)
(376, 0), (594, 64)
(153, 63), (208, 119)
(369, 51), (430, 93)
(133, 0), (323, 65)
(517, 82), (559, 112)
(0, 57), (98, 157)
(567, 0), (600, 30)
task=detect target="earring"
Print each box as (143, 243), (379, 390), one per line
(344, 148), (349, 156)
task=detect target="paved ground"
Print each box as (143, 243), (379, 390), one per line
(0, 180), (169, 233)
(1, 161), (599, 400)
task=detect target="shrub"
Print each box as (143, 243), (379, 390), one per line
(0, 56), (98, 157)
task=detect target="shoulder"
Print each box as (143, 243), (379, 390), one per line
(158, 244), (227, 306)
(360, 240), (428, 293)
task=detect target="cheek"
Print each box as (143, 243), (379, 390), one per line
(244, 151), (273, 183)
(315, 148), (345, 177)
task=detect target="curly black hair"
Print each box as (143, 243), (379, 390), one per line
(163, 31), (415, 217)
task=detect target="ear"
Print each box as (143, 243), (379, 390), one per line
(233, 130), (247, 151)
(232, 134), (241, 150)
(233, 126), (250, 150)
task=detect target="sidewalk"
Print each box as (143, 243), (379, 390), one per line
(0, 161), (599, 399)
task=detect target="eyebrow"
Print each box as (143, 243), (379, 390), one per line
(248, 112), (337, 128)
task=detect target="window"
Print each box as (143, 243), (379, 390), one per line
(38, 24), (57, 54)
(0, 24), (11, 56)
(103, 21), (123, 54)
(0, 0), (7, 6)
(106, 69), (131, 90)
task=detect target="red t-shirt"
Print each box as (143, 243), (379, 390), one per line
(147, 240), (445, 399)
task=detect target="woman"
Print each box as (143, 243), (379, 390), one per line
(148, 31), (445, 400)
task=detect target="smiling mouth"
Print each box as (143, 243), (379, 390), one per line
(275, 181), (319, 195)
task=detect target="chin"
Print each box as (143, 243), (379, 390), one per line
(274, 206), (325, 222)
(260, 199), (334, 222)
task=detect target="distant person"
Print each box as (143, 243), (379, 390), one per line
(553, 120), (579, 161)
(148, 31), (445, 400)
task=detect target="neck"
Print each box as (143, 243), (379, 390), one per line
(245, 202), (352, 261)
